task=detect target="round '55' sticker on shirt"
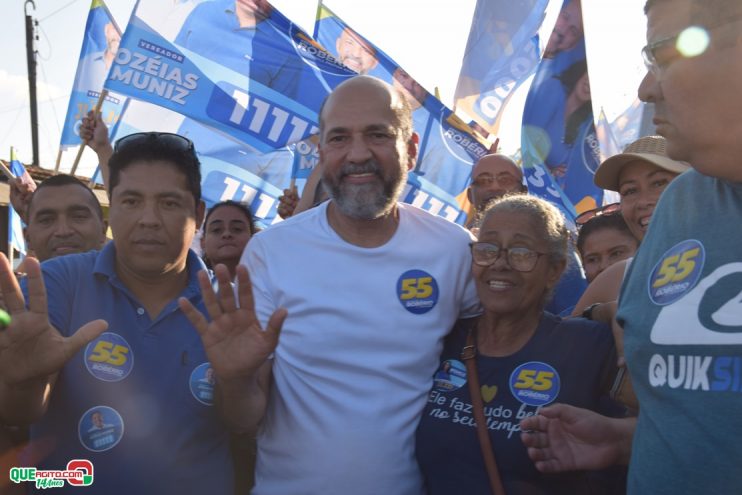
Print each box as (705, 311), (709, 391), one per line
(396, 269), (439, 314)
(78, 406), (124, 452)
(509, 362), (560, 407)
(648, 239), (705, 305)
(84, 332), (134, 382)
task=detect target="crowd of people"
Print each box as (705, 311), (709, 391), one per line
(0, 0), (740, 493)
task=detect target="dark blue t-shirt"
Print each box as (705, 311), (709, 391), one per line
(416, 313), (618, 495)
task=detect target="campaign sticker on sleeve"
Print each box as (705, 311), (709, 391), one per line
(648, 239), (705, 305)
(509, 361), (560, 407)
(84, 333), (134, 382)
(78, 406), (124, 452)
(396, 269), (439, 314)
(433, 359), (467, 392)
(189, 362), (216, 406)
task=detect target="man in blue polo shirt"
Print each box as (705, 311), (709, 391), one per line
(0, 134), (242, 494)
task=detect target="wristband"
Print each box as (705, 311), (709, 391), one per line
(581, 303), (601, 321)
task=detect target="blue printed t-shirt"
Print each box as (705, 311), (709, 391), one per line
(23, 243), (233, 495)
(617, 170), (742, 494)
(416, 313), (618, 495)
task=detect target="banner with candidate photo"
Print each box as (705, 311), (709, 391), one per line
(313, 2), (490, 201)
(454, 0), (559, 136)
(521, 0), (603, 215)
(104, 0), (355, 155)
(60, 0), (128, 149)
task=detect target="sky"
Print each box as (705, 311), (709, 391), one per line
(0, 0), (647, 176)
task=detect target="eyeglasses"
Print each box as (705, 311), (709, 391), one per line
(470, 242), (547, 273)
(575, 202), (621, 226)
(114, 132), (195, 154)
(471, 172), (521, 189)
(641, 32), (685, 75)
(642, 15), (742, 75)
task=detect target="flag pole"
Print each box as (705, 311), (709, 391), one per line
(6, 147), (15, 267)
(70, 89), (108, 176)
(54, 148), (62, 172)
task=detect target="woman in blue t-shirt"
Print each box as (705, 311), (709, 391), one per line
(416, 195), (621, 495)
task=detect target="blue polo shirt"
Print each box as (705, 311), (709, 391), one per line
(24, 243), (233, 494)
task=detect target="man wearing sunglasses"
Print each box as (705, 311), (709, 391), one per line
(522, 0), (742, 493)
(0, 134), (236, 494)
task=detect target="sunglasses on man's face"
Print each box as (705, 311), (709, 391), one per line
(575, 202), (621, 226)
(114, 132), (195, 154)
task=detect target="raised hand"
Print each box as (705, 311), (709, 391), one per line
(277, 185), (299, 219)
(8, 177), (35, 224)
(79, 110), (112, 155)
(520, 403), (635, 473)
(179, 264), (287, 382)
(0, 254), (108, 387)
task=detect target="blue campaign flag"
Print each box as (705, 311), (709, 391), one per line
(454, 0), (555, 136)
(60, 0), (128, 150)
(104, 0), (355, 155)
(8, 149), (30, 256)
(521, 0), (603, 215)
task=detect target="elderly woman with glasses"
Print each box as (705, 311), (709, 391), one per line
(416, 195), (620, 495)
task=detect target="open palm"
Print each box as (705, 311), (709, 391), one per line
(179, 264), (286, 382)
(0, 254), (107, 387)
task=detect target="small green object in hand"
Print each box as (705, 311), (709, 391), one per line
(0, 309), (10, 328)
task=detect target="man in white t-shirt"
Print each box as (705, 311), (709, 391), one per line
(181, 75), (479, 494)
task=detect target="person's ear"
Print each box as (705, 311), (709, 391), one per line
(195, 200), (206, 232)
(406, 133), (419, 171)
(546, 258), (567, 290)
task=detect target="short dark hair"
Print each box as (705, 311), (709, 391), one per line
(108, 134), (202, 206)
(576, 212), (635, 256)
(27, 174), (104, 222)
(202, 201), (257, 235)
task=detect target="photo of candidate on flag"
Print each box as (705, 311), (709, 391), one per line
(59, 0), (127, 154)
(521, 0), (603, 215)
(104, 0), (355, 155)
(313, 2), (489, 219)
(454, 0), (557, 136)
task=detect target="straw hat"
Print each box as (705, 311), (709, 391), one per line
(594, 135), (691, 191)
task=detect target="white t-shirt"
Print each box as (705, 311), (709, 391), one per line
(241, 201), (480, 495)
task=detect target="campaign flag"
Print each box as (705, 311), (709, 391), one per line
(454, 0), (558, 136)
(60, 0), (128, 151)
(8, 148), (31, 256)
(521, 0), (603, 216)
(104, 0), (355, 155)
(314, 2), (489, 220)
(595, 108), (620, 163)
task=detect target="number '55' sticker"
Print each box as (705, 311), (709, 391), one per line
(397, 269), (439, 314)
(84, 333), (134, 382)
(648, 239), (705, 305)
(509, 362), (560, 406)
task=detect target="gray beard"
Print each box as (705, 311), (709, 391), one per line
(324, 160), (407, 220)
